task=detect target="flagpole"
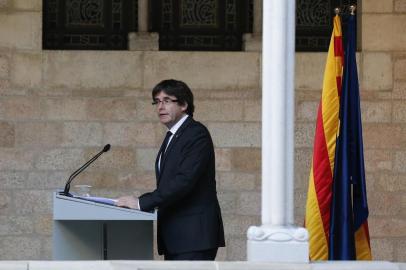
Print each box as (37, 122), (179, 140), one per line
(247, 0), (309, 262)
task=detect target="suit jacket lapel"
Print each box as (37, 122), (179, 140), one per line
(156, 117), (194, 184)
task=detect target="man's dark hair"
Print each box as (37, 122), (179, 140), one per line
(152, 79), (195, 117)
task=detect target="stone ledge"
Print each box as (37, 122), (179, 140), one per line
(0, 260), (403, 270)
(0, 261), (28, 270)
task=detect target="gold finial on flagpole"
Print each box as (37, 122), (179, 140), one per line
(349, 5), (356, 15)
(334, 7), (341, 15)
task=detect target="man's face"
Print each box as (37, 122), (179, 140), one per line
(154, 91), (187, 129)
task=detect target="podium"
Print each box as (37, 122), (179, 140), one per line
(53, 192), (157, 260)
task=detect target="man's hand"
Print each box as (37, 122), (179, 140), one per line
(116, 196), (140, 210)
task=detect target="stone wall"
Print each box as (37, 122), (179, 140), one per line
(0, 0), (405, 262)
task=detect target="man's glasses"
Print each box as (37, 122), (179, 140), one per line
(152, 98), (179, 106)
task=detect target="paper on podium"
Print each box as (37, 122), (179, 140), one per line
(74, 195), (118, 206)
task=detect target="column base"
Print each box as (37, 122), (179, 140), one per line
(247, 225), (309, 263)
(128, 32), (159, 51)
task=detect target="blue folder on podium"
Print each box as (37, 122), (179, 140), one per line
(53, 192), (157, 260)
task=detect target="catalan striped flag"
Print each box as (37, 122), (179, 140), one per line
(329, 13), (372, 260)
(305, 14), (343, 260)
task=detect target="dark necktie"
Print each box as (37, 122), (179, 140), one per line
(158, 131), (172, 172)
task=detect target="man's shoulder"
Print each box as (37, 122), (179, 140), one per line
(186, 118), (209, 133)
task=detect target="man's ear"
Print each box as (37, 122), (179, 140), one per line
(181, 103), (188, 113)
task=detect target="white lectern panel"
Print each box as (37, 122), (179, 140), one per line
(53, 192), (156, 260)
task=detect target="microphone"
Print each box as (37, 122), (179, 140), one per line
(61, 144), (111, 196)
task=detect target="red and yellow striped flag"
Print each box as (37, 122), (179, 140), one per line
(305, 15), (343, 260)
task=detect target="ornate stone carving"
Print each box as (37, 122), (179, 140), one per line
(247, 225), (309, 242)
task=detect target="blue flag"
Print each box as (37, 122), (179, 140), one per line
(328, 13), (371, 260)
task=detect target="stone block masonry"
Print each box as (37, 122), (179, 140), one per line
(0, 0), (405, 262)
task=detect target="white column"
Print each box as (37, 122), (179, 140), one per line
(246, 0), (309, 262)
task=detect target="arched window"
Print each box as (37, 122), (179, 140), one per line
(149, 0), (252, 51)
(43, 0), (138, 50)
(296, 0), (359, 51)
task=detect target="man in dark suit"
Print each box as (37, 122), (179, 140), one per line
(117, 79), (225, 260)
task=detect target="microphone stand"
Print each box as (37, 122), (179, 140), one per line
(62, 144), (111, 196)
